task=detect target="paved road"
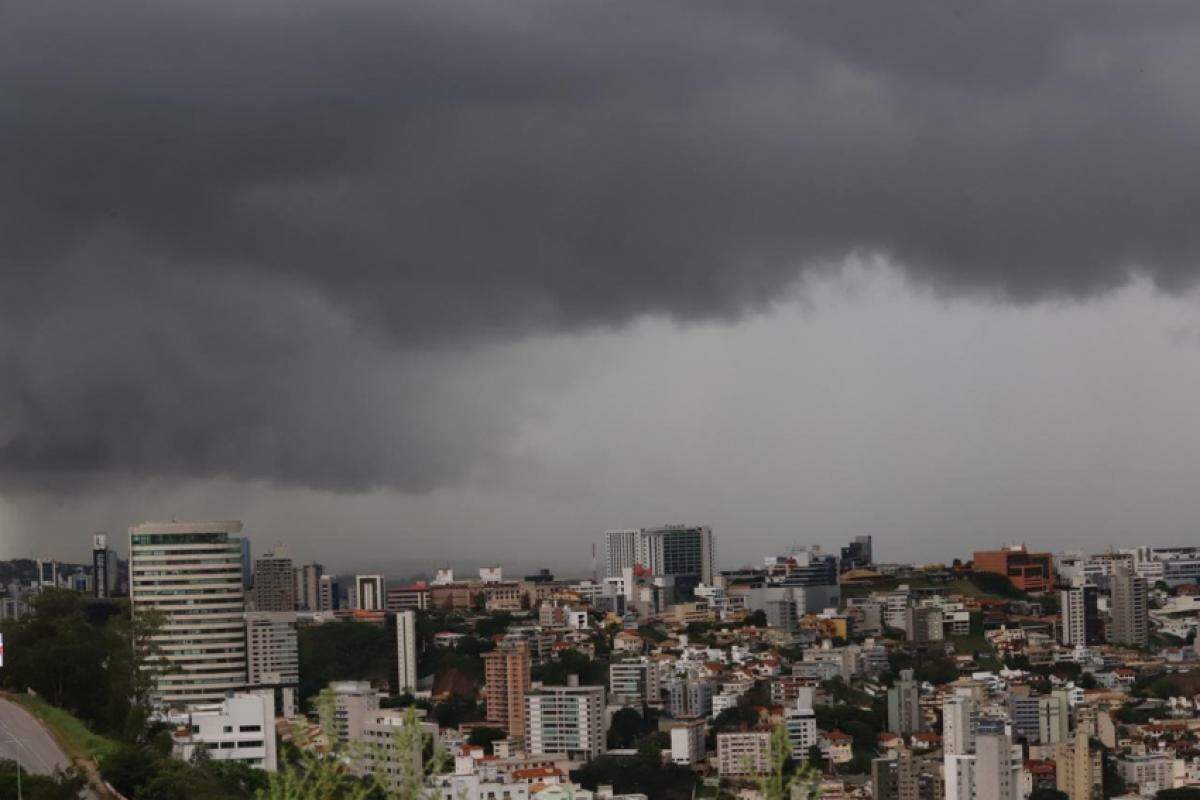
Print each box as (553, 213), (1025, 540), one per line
(0, 697), (73, 776)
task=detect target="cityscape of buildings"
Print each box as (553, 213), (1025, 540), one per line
(6, 526), (1200, 800)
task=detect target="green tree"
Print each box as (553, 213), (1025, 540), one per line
(298, 620), (393, 703)
(0, 759), (86, 800)
(607, 707), (643, 749)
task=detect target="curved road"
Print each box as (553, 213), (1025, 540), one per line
(0, 697), (74, 777)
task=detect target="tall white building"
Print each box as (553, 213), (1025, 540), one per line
(394, 610), (418, 694)
(945, 733), (1021, 800)
(605, 530), (640, 578)
(129, 520), (248, 708)
(943, 692), (976, 756)
(784, 688), (818, 754)
(524, 682), (605, 760)
(356, 575), (385, 611)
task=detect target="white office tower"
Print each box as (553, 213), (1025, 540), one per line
(946, 733), (1020, 800)
(129, 520), (248, 708)
(605, 529), (640, 578)
(943, 692), (976, 756)
(245, 611), (300, 718)
(356, 574), (385, 611)
(92, 533), (119, 599)
(169, 690), (277, 771)
(394, 610), (418, 694)
(784, 687), (818, 754)
(524, 681), (605, 760)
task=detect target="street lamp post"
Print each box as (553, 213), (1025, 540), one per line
(2, 733), (25, 800)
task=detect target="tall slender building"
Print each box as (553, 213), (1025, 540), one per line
(129, 520), (248, 708)
(484, 641), (531, 739)
(318, 574), (340, 611)
(294, 563), (324, 611)
(252, 546), (295, 612)
(1061, 579), (1102, 646)
(1109, 564), (1149, 647)
(393, 610), (417, 695)
(605, 530), (640, 578)
(92, 533), (119, 599)
(943, 692), (976, 756)
(887, 669), (923, 736)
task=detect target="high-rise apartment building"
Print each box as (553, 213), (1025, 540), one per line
(92, 533), (119, 599)
(524, 681), (605, 760)
(605, 529), (640, 578)
(873, 747), (920, 800)
(1040, 692), (1070, 745)
(245, 611), (299, 718)
(605, 526), (716, 587)
(252, 546), (295, 612)
(905, 606), (944, 647)
(129, 520), (248, 708)
(294, 563), (323, 611)
(946, 733), (1021, 800)
(318, 574), (340, 611)
(942, 692), (976, 756)
(975, 733), (1022, 800)
(1056, 729), (1103, 800)
(784, 688), (818, 755)
(355, 575), (385, 611)
(393, 610), (417, 695)
(609, 658), (661, 708)
(638, 525), (715, 586)
(484, 641), (531, 738)
(1061, 580), (1103, 646)
(1110, 564), (1149, 647)
(887, 669), (923, 736)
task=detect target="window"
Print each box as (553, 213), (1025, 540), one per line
(239, 725), (261, 732)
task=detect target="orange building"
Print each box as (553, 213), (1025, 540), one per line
(484, 641), (531, 738)
(972, 545), (1055, 593)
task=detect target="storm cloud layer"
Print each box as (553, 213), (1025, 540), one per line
(4, 1), (1200, 491)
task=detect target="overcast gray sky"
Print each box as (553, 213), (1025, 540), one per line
(4, 2), (1200, 573)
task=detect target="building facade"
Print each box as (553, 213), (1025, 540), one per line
(524, 683), (605, 760)
(129, 520), (249, 708)
(252, 546), (295, 612)
(484, 642), (532, 738)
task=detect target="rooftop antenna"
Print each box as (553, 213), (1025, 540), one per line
(591, 543), (597, 583)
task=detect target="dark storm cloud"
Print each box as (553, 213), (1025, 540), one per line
(3, 1), (1200, 488)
